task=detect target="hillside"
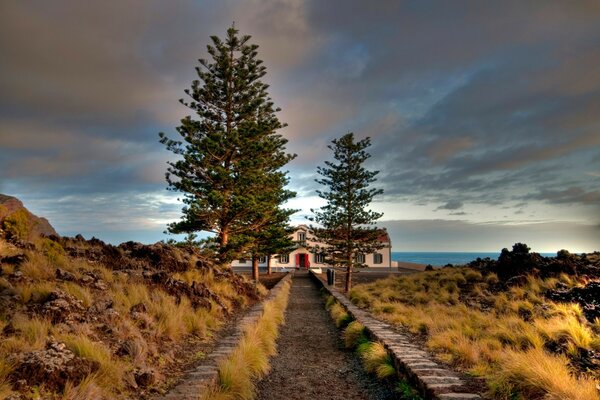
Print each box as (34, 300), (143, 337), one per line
(0, 195), (57, 241)
(349, 244), (600, 400)
(0, 196), (264, 399)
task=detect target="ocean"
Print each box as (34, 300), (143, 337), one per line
(392, 251), (556, 267)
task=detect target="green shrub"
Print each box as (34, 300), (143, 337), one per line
(2, 209), (32, 240)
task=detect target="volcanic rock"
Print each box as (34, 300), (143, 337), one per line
(11, 340), (99, 392)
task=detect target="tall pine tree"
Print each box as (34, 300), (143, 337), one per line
(310, 133), (383, 292)
(160, 26), (295, 265)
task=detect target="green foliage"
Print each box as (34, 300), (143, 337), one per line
(39, 238), (66, 265)
(2, 209), (32, 240)
(344, 321), (369, 349)
(310, 133), (384, 291)
(395, 380), (423, 400)
(159, 25), (296, 265)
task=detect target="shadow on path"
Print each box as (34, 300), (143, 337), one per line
(255, 271), (396, 400)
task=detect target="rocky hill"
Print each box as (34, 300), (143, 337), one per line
(0, 194), (57, 240)
(0, 196), (264, 399)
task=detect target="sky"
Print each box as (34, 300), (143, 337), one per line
(1, 1), (599, 252)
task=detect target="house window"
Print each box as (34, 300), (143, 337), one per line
(355, 253), (365, 264)
(374, 253), (383, 264)
(280, 254), (289, 263)
(314, 253), (325, 263)
(298, 231), (306, 242)
(239, 258), (247, 264)
(259, 256), (267, 264)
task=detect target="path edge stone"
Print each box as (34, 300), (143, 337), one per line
(309, 270), (482, 400)
(160, 272), (293, 400)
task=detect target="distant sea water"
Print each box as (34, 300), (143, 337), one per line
(392, 252), (556, 267)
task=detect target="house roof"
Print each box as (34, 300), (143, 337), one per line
(293, 225), (390, 244)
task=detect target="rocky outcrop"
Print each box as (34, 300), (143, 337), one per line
(11, 340), (100, 392)
(0, 194), (57, 240)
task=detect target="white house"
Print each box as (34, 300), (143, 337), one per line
(231, 224), (392, 270)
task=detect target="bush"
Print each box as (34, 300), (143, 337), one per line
(2, 209), (32, 240)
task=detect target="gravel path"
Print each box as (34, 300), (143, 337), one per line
(255, 271), (397, 400)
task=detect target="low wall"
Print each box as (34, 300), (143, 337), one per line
(310, 271), (482, 400)
(161, 272), (293, 400)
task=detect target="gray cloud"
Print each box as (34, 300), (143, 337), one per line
(1, 0), (599, 247)
(437, 200), (464, 211)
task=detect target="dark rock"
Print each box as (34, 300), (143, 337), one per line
(90, 299), (113, 313)
(93, 279), (108, 290)
(547, 281), (600, 322)
(11, 340), (100, 392)
(55, 268), (76, 281)
(41, 290), (85, 323)
(2, 322), (15, 336)
(0, 253), (28, 266)
(130, 302), (147, 314)
(75, 234), (85, 241)
(505, 275), (529, 287)
(9, 270), (24, 281)
(134, 368), (155, 387)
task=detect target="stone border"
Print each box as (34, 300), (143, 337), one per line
(310, 271), (482, 400)
(160, 272), (293, 400)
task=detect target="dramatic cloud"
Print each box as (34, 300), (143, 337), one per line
(1, 0), (599, 251)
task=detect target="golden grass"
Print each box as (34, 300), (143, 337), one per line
(329, 302), (351, 328)
(204, 281), (291, 400)
(16, 281), (54, 304)
(350, 267), (600, 399)
(344, 321), (367, 349)
(358, 341), (396, 379)
(2, 314), (52, 352)
(62, 375), (105, 400)
(59, 333), (124, 391)
(490, 348), (600, 400)
(63, 282), (93, 308)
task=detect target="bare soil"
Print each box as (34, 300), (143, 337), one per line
(255, 271), (397, 400)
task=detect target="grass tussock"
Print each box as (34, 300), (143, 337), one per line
(204, 281), (291, 400)
(344, 321), (368, 349)
(329, 302), (352, 328)
(0, 314), (52, 352)
(59, 333), (125, 391)
(62, 375), (105, 400)
(350, 267), (600, 400)
(490, 348), (599, 400)
(358, 341), (396, 379)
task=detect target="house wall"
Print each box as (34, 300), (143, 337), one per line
(230, 225), (392, 269)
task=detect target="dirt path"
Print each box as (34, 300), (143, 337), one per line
(255, 271), (397, 400)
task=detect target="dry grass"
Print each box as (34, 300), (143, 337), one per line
(490, 348), (599, 400)
(16, 281), (54, 304)
(63, 282), (94, 308)
(0, 314), (52, 353)
(0, 359), (14, 398)
(350, 267), (600, 399)
(358, 341), (396, 379)
(0, 239), (259, 399)
(329, 302), (352, 328)
(62, 375), (105, 400)
(344, 321), (368, 349)
(204, 281), (291, 400)
(59, 333), (125, 391)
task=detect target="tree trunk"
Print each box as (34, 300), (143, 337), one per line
(252, 254), (259, 282)
(345, 249), (353, 292)
(345, 263), (352, 292)
(220, 229), (229, 248)
(267, 255), (272, 275)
